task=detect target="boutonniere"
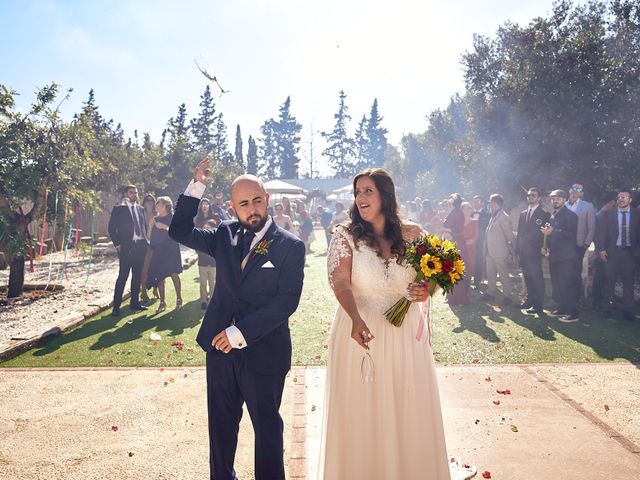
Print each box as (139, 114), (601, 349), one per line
(253, 239), (273, 257)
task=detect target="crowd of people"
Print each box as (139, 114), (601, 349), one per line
(394, 183), (639, 322)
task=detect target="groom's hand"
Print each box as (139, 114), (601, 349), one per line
(212, 330), (232, 354)
(194, 158), (211, 184)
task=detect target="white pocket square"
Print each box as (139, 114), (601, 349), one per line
(261, 261), (275, 269)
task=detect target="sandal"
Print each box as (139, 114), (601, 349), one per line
(156, 302), (166, 313)
(175, 298), (183, 310)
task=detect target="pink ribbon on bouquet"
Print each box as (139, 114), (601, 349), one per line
(416, 296), (432, 345)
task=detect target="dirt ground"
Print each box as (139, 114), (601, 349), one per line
(0, 368), (294, 480)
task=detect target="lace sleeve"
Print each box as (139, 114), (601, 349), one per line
(327, 226), (353, 290)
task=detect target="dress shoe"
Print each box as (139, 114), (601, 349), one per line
(526, 307), (543, 314)
(111, 309), (121, 317)
(549, 310), (566, 316)
(558, 313), (579, 323)
(518, 301), (532, 309)
(129, 304), (149, 311)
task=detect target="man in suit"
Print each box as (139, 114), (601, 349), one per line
(565, 183), (596, 300)
(592, 193), (617, 310)
(472, 195), (491, 289)
(483, 193), (515, 305)
(595, 190), (639, 321)
(169, 158), (305, 480)
(107, 184), (149, 316)
(541, 189), (579, 322)
(516, 187), (551, 314)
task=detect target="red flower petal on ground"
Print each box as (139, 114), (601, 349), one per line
(111, 426), (118, 432)
(184, 373), (188, 378)
(493, 400), (500, 405)
(485, 376), (492, 382)
(482, 471), (491, 478)
(604, 404), (610, 411)
(450, 457), (456, 463)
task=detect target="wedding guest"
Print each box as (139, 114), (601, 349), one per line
(140, 193), (157, 304)
(147, 196), (183, 313)
(447, 202), (479, 305)
(419, 200), (437, 231)
(596, 189), (639, 321)
(108, 184), (149, 316)
(198, 219), (218, 310)
(273, 203), (293, 231)
(282, 196), (293, 217)
(329, 201), (348, 231)
(515, 187), (550, 314)
(212, 190), (228, 221)
(298, 209), (314, 255)
(195, 197), (215, 228)
(317, 205), (333, 251)
(483, 193), (515, 305)
(566, 183), (596, 300)
(592, 193), (617, 310)
(471, 195), (491, 289)
(542, 189), (579, 322)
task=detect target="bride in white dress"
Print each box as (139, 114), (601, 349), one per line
(319, 168), (452, 480)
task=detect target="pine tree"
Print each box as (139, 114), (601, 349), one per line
(234, 124), (244, 167)
(354, 114), (369, 171)
(164, 103), (194, 199)
(276, 96), (302, 178)
(259, 119), (279, 179)
(190, 86), (216, 152)
(247, 135), (258, 175)
(365, 98), (388, 167)
(321, 90), (355, 178)
(212, 113), (233, 164)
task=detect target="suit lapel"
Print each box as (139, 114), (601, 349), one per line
(240, 222), (279, 283)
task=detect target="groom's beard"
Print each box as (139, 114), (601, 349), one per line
(240, 213), (268, 232)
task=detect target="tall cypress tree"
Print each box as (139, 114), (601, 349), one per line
(259, 119), (279, 179)
(354, 114), (369, 172)
(190, 86), (216, 152)
(213, 113), (233, 165)
(276, 96), (302, 178)
(164, 103), (194, 199)
(247, 135), (258, 175)
(234, 124), (244, 167)
(321, 90), (355, 178)
(365, 98), (388, 167)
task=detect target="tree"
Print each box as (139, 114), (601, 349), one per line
(246, 135), (258, 175)
(212, 113), (233, 165)
(163, 103), (195, 200)
(276, 96), (302, 178)
(259, 119), (279, 179)
(322, 90), (356, 178)
(190, 85), (216, 152)
(354, 114), (369, 171)
(234, 124), (244, 167)
(365, 99), (388, 168)
(0, 83), (100, 297)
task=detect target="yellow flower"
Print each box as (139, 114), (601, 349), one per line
(442, 239), (456, 252)
(449, 272), (461, 283)
(420, 254), (442, 277)
(428, 235), (442, 249)
(454, 259), (465, 275)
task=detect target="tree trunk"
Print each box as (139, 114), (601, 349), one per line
(8, 255), (25, 298)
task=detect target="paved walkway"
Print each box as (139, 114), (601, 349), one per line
(1, 364), (639, 479)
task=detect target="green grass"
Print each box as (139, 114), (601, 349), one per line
(2, 232), (639, 367)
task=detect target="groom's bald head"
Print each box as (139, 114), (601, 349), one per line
(230, 175), (270, 232)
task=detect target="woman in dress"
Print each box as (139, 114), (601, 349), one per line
(194, 197), (215, 228)
(140, 193), (157, 304)
(146, 196), (183, 313)
(320, 168), (452, 479)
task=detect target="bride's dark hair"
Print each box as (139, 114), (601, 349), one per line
(347, 168), (406, 263)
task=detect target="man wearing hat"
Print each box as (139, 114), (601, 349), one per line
(541, 189), (579, 321)
(566, 183), (595, 300)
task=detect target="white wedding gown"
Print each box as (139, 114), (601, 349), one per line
(318, 226), (451, 480)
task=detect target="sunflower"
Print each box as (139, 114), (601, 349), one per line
(454, 259), (465, 275)
(420, 254), (442, 277)
(428, 235), (442, 249)
(449, 272), (461, 283)
(442, 239), (456, 252)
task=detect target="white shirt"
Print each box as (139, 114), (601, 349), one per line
(566, 198), (580, 213)
(122, 199), (145, 241)
(184, 179), (273, 350)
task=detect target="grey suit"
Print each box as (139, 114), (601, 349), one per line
(484, 209), (515, 300)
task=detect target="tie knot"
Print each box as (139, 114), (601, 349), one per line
(241, 229), (255, 256)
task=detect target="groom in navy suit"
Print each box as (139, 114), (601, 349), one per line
(169, 158), (305, 480)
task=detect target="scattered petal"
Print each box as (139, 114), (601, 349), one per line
(493, 400), (501, 405)
(111, 425), (118, 432)
(150, 332), (161, 341)
(485, 376), (492, 382)
(183, 373), (188, 378)
(497, 389), (511, 395)
(482, 471), (491, 479)
(311, 405), (316, 412)
(604, 404), (610, 411)
(511, 425), (519, 432)
(475, 419), (480, 425)
(160, 368), (164, 372)
(128, 452), (134, 457)
(314, 355), (321, 360)
(99, 347), (105, 352)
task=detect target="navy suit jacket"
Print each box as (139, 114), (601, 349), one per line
(548, 205), (578, 263)
(108, 203), (147, 247)
(169, 194), (305, 375)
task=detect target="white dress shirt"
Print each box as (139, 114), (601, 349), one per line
(183, 179), (273, 349)
(123, 199), (145, 241)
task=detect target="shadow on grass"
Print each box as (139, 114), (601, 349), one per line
(31, 299), (202, 357)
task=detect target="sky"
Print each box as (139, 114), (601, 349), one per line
(1, 0), (557, 176)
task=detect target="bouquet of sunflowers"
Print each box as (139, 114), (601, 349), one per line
(385, 233), (465, 327)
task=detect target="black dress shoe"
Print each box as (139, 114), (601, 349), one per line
(558, 313), (579, 323)
(518, 301), (532, 309)
(111, 309), (121, 316)
(129, 304), (149, 311)
(526, 307), (543, 314)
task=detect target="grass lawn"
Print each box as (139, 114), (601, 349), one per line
(3, 231), (639, 367)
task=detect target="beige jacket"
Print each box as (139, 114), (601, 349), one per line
(485, 209), (515, 258)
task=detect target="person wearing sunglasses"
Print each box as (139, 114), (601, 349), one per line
(566, 183), (596, 300)
(516, 187), (551, 314)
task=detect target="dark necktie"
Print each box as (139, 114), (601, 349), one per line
(241, 229), (255, 260)
(526, 208), (532, 223)
(621, 210), (628, 247)
(130, 206), (141, 237)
